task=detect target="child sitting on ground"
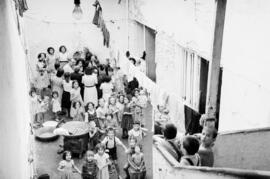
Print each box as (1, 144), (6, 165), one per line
(82, 150), (99, 179)
(198, 126), (217, 167)
(179, 136), (201, 166)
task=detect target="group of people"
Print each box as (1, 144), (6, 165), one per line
(29, 46), (150, 179)
(154, 107), (218, 167)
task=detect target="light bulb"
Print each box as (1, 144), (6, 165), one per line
(72, 4), (83, 20)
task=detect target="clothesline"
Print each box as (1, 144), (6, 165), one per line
(24, 15), (128, 25)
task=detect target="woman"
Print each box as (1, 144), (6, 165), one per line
(82, 67), (98, 107)
(51, 69), (64, 103)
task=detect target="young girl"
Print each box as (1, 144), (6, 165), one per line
(70, 101), (84, 121)
(100, 76), (114, 103)
(104, 113), (118, 131)
(108, 97), (119, 125)
(34, 69), (50, 96)
(96, 98), (108, 120)
(116, 95), (125, 123)
(94, 143), (110, 179)
(128, 121), (148, 144)
(70, 80), (83, 105)
(129, 145), (146, 179)
(82, 150), (99, 179)
(51, 91), (62, 121)
(121, 96), (134, 139)
(88, 121), (102, 150)
(85, 102), (98, 125)
(123, 137), (138, 179)
(138, 89), (148, 109)
(133, 105), (145, 127)
(62, 72), (72, 117)
(29, 89), (38, 125)
(57, 151), (81, 178)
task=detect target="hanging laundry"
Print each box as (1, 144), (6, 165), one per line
(92, 0), (102, 26)
(14, 0), (28, 17)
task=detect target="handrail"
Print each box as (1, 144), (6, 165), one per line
(218, 127), (270, 136)
(154, 143), (270, 178)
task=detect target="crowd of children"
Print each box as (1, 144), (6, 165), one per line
(30, 46), (149, 179)
(153, 108), (218, 168)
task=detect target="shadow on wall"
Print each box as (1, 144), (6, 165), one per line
(214, 128), (270, 171)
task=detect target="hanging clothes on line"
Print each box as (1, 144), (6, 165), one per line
(14, 0), (28, 17)
(92, 0), (102, 26)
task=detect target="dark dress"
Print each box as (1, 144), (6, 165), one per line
(89, 130), (102, 150)
(121, 105), (134, 130)
(61, 91), (71, 110)
(86, 111), (100, 128)
(82, 159), (98, 179)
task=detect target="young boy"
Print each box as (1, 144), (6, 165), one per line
(179, 136), (201, 166)
(198, 126), (218, 167)
(82, 150), (98, 179)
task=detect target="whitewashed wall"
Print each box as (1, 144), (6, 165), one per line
(0, 0), (31, 178)
(219, 0), (270, 131)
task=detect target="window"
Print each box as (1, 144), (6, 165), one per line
(182, 49), (208, 113)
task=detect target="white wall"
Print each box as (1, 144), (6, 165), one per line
(0, 0), (31, 178)
(219, 0), (270, 131)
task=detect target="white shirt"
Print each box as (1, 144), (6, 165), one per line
(63, 63), (74, 73)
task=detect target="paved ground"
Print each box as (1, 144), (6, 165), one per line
(34, 105), (153, 179)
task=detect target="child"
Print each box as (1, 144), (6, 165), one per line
(96, 98), (108, 120)
(34, 69), (50, 96)
(116, 94), (125, 123)
(85, 102), (98, 124)
(137, 89), (148, 109)
(104, 113), (118, 132)
(200, 115), (216, 129)
(198, 126), (217, 167)
(121, 96), (134, 139)
(57, 151), (81, 178)
(101, 127), (128, 165)
(123, 137), (138, 179)
(51, 91), (62, 121)
(108, 97), (120, 125)
(29, 89), (38, 125)
(82, 150), (99, 179)
(70, 101), (84, 121)
(133, 105), (145, 127)
(179, 136), (201, 166)
(88, 121), (103, 150)
(129, 145), (146, 179)
(94, 143), (110, 179)
(128, 121), (148, 144)
(70, 80), (83, 105)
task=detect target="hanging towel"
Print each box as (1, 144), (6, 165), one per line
(92, 0), (101, 26)
(184, 105), (202, 135)
(14, 0), (28, 17)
